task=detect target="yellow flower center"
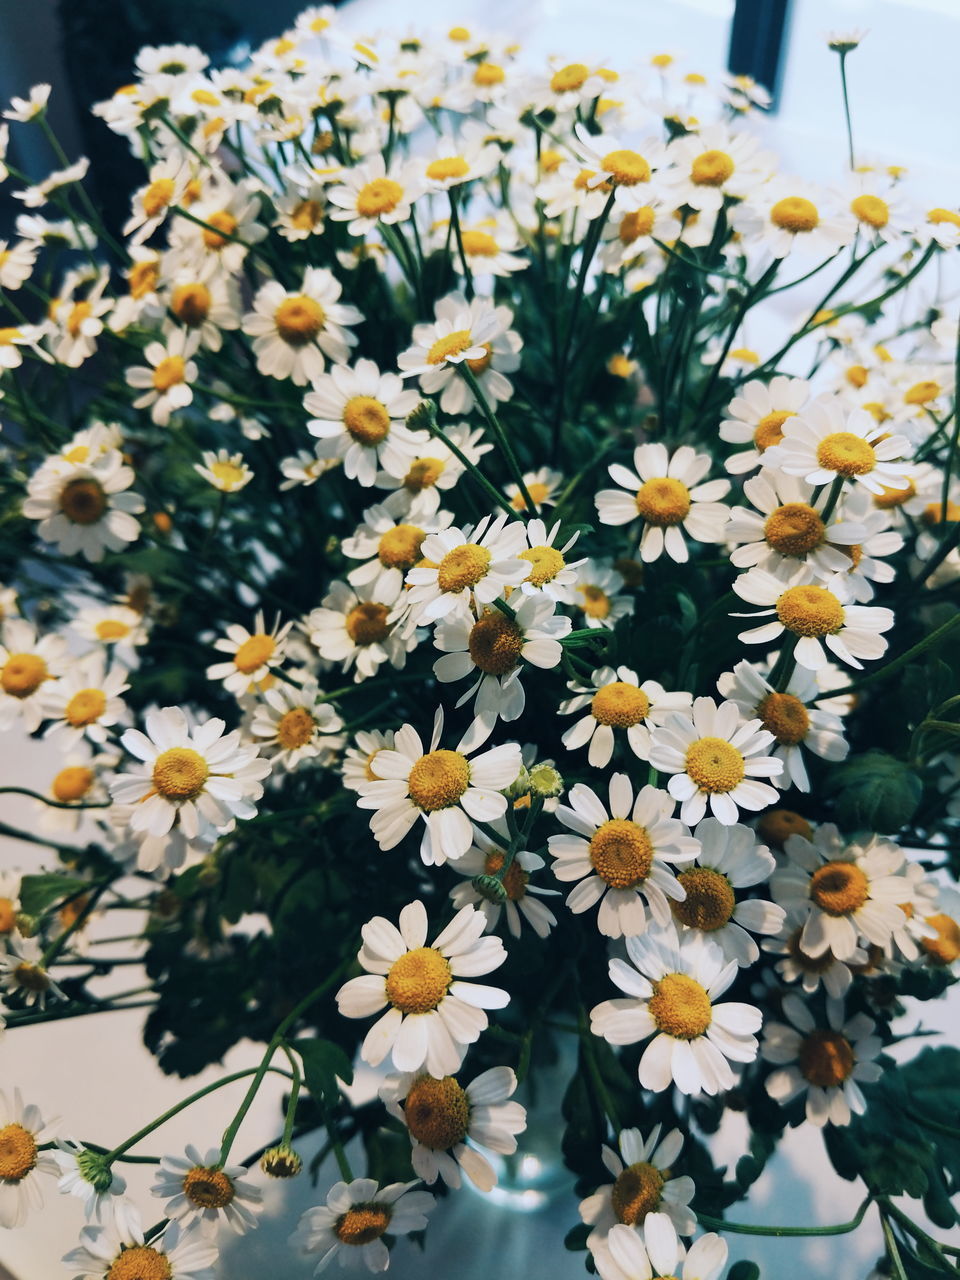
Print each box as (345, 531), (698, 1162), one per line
(427, 329), (474, 365)
(928, 207), (960, 228)
(210, 461), (247, 489)
(851, 194), (889, 228)
(407, 749), (470, 812)
(378, 524), (425, 569)
(0, 1124), (37, 1181)
(345, 602), (391, 646)
(426, 156), (470, 182)
(152, 747), (209, 800)
(924, 500), (960, 525)
(589, 819), (654, 888)
(474, 62), (505, 86)
(753, 410), (792, 451)
(128, 259), (160, 299)
(591, 682), (650, 728)
(96, 619), (132, 641)
(763, 502), (826, 556)
(67, 301), (94, 339)
(904, 379), (940, 405)
(1, 653), (48, 698)
(691, 149), (735, 186)
(921, 914), (960, 966)
(758, 808), (812, 848)
(276, 707), (316, 750)
(335, 1205), (392, 1246)
(65, 687), (107, 727)
(635, 477), (691, 526)
(201, 210), (238, 250)
(460, 230), (499, 257)
(602, 149), (651, 185)
(574, 168), (611, 193)
(512, 483), (552, 513)
(465, 342), (493, 375)
(404, 1074), (470, 1149)
(845, 364), (869, 389)
(152, 355), (186, 391)
(468, 611), (523, 675)
(274, 295), (325, 346)
(437, 543), (492, 593)
(356, 178), (405, 218)
(672, 867), (736, 931)
(618, 208), (656, 243)
(290, 199), (323, 231)
(516, 545), (563, 587)
(484, 848), (529, 900)
(0, 326), (22, 345)
(770, 196), (819, 232)
(59, 477), (108, 525)
(578, 584), (611, 619)
(234, 633), (275, 674)
(404, 457), (445, 491)
(171, 282), (211, 326)
(809, 861), (869, 916)
(756, 691), (809, 745)
(551, 63), (589, 92)
(53, 765), (95, 802)
(776, 584), (844, 637)
(798, 1029), (855, 1088)
(816, 431), (876, 477)
(649, 972), (713, 1038)
(386, 946), (452, 1013)
(729, 347), (760, 364)
(107, 1246), (173, 1280)
(611, 1161), (665, 1225)
(0, 897), (16, 933)
(142, 178), (175, 219)
(685, 737), (746, 793)
(13, 963), (51, 993)
(182, 1165), (236, 1209)
(342, 396), (391, 445)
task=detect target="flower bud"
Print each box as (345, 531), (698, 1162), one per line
(260, 1144), (303, 1178)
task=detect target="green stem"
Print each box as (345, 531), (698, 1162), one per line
(408, 399), (516, 518)
(0, 786), (110, 811)
(449, 187), (474, 300)
(0, 819), (87, 856)
(818, 475), (846, 523)
(41, 881), (111, 967)
(458, 362), (537, 517)
(838, 51), (856, 170)
(697, 1194), (873, 1238)
(880, 1210), (909, 1280)
(578, 1006), (620, 1133)
(280, 1042), (302, 1146)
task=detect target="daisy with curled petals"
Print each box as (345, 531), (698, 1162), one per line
(42, 653), (128, 747)
(249, 680), (344, 771)
(62, 1213), (218, 1280)
(380, 1065), (525, 1192)
(110, 706), (271, 841)
(206, 612), (293, 697)
(822, 490), (903, 601)
(732, 568), (893, 671)
(308, 578), (416, 683)
(126, 329), (200, 426)
(151, 1145), (261, 1235)
(342, 728), (396, 793)
(572, 123), (663, 212)
(162, 262), (242, 353)
(0, 932), (64, 1007)
(343, 493), (452, 598)
(290, 1178), (434, 1276)
(573, 559), (635, 630)
(194, 449), (253, 494)
(717, 660), (848, 791)
(600, 1215), (728, 1280)
(761, 994), (882, 1127)
(123, 151), (191, 244)
(770, 824), (907, 961)
(670, 819), (784, 967)
(600, 200), (672, 272)
(355, 709), (522, 864)
(590, 925), (763, 1095)
(548, 775), (698, 939)
(0, 618), (69, 733)
(376, 423), (493, 515)
(242, 267), (362, 386)
(662, 124), (774, 213)
(279, 446), (338, 490)
(560, 665), (692, 768)
(336, 900), (508, 1074)
(404, 513), (528, 624)
(649, 696), (782, 826)
(23, 450), (145, 563)
(762, 401), (911, 496)
(53, 1139), (137, 1235)
(397, 292), (521, 416)
(327, 154), (421, 235)
(0, 238), (38, 291)
(305, 357), (423, 486)
(595, 443), (730, 564)
(449, 821), (558, 939)
(579, 1125), (695, 1277)
(0, 1090), (59, 1227)
(719, 375), (811, 475)
(762, 915), (865, 999)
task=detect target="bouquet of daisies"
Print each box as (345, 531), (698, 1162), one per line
(0, 11), (958, 1279)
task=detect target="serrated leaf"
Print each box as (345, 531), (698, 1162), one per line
(294, 1038), (354, 1106)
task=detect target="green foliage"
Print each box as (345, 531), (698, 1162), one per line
(18, 873), (90, 916)
(825, 749), (923, 833)
(294, 1038), (354, 1107)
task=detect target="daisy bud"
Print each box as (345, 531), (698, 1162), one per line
(261, 1143), (303, 1178)
(503, 764), (531, 800)
(14, 912), (38, 938)
(75, 1148), (113, 1193)
(529, 762), (564, 798)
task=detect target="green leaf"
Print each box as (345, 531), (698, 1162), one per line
(564, 1224), (590, 1252)
(294, 1038), (354, 1106)
(825, 749), (922, 833)
(727, 1264), (761, 1280)
(19, 873), (89, 916)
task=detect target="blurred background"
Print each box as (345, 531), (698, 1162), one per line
(1, 0), (959, 1277)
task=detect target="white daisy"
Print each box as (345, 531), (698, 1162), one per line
(327, 154), (421, 235)
(531, 59), (610, 115)
(206, 612), (293, 697)
(72, 604), (148, 661)
(125, 329), (200, 426)
(0, 869), (21, 942)
(573, 559), (635, 629)
(572, 124), (663, 212)
(194, 449), (254, 494)
(342, 728), (396, 793)
(599, 1215), (728, 1280)
(404, 513), (528, 624)
(242, 268), (362, 386)
(662, 124), (774, 212)
(4, 83), (51, 122)
(0, 618), (70, 733)
(719, 376), (811, 475)
(273, 182), (326, 242)
(355, 709), (522, 865)
(417, 131), (500, 192)
(336, 899), (508, 1074)
(375, 423), (493, 514)
(123, 151), (192, 244)
(0, 322), (48, 370)
(762, 401), (912, 496)
(23, 450), (144, 563)
(828, 492), (903, 601)
(560, 666), (693, 768)
(505, 467), (563, 514)
(249, 680), (343, 771)
(343, 493), (452, 599)
(42, 653), (128, 747)
(549, 775), (698, 939)
(595, 444), (730, 564)
(600, 200), (672, 272)
(290, 1178), (434, 1275)
(53, 1140), (137, 1235)
(62, 1213), (218, 1280)
(308, 577), (417, 683)
(732, 177), (852, 258)
(165, 176), (266, 273)
(838, 172), (915, 244)
(449, 821), (558, 939)
(762, 994), (882, 1127)
(590, 924), (762, 1096)
(0, 238), (38, 290)
(445, 214), (528, 282)
(762, 914), (865, 999)
(279, 445), (339, 490)
(513, 517), (584, 603)
(0, 931), (65, 1008)
(152, 1145), (261, 1235)
(0, 1089), (59, 1227)
(162, 261), (242, 352)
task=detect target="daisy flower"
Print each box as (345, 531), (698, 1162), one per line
(194, 449), (253, 494)
(355, 709), (522, 864)
(445, 214), (528, 281)
(397, 292), (521, 416)
(595, 443), (730, 564)
(380, 1065), (525, 1192)
(47, 269), (113, 368)
(23, 451), (145, 563)
(207, 612), (293, 697)
(152, 1145), (261, 1235)
(4, 83), (51, 122)
(572, 123), (662, 212)
(590, 924), (763, 1095)
(279, 445), (338, 490)
(165, 176), (266, 273)
(162, 262), (242, 352)
(648, 697), (782, 826)
(418, 131), (500, 192)
(308, 577), (416, 682)
(53, 1140), (137, 1234)
(600, 1215), (728, 1280)
(126, 329), (200, 426)
(0, 869), (21, 941)
(0, 1090), (58, 1227)
(670, 818), (784, 966)
(42, 653), (128, 747)
(560, 666), (693, 768)
(573, 559), (635, 629)
(0, 322), (48, 370)
(110, 705), (271, 842)
(72, 604), (149, 662)
(662, 124), (774, 212)
(404, 512), (528, 624)
(0, 932), (64, 1007)
(0, 238), (37, 290)
(531, 59), (610, 115)
(761, 994), (882, 1127)
(123, 151), (191, 244)
(336, 899), (508, 1074)
(537, 160), (621, 222)
(515, 517), (584, 603)
(839, 172), (915, 244)
(762, 401), (912, 496)
(762, 916), (865, 999)
(600, 199), (672, 272)
(449, 822), (558, 939)
(717, 660), (848, 791)
(506, 467), (563, 514)
(342, 728), (396, 793)
(343, 494), (452, 598)
(242, 267), (362, 386)
(732, 177), (852, 258)
(62, 1214), (218, 1280)
(0, 618), (70, 733)
(305, 357), (423, 486)
(770, 824), (907, 961)
(732, 569), (894, 671)
(249, 680), (343, 771)
(328, 154), (421, 235)
(375, 423), (493, 513)
(549, 775), (698, 939)
(580, 1127), (696, 1276)
(290, 1178), (434, 1276)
